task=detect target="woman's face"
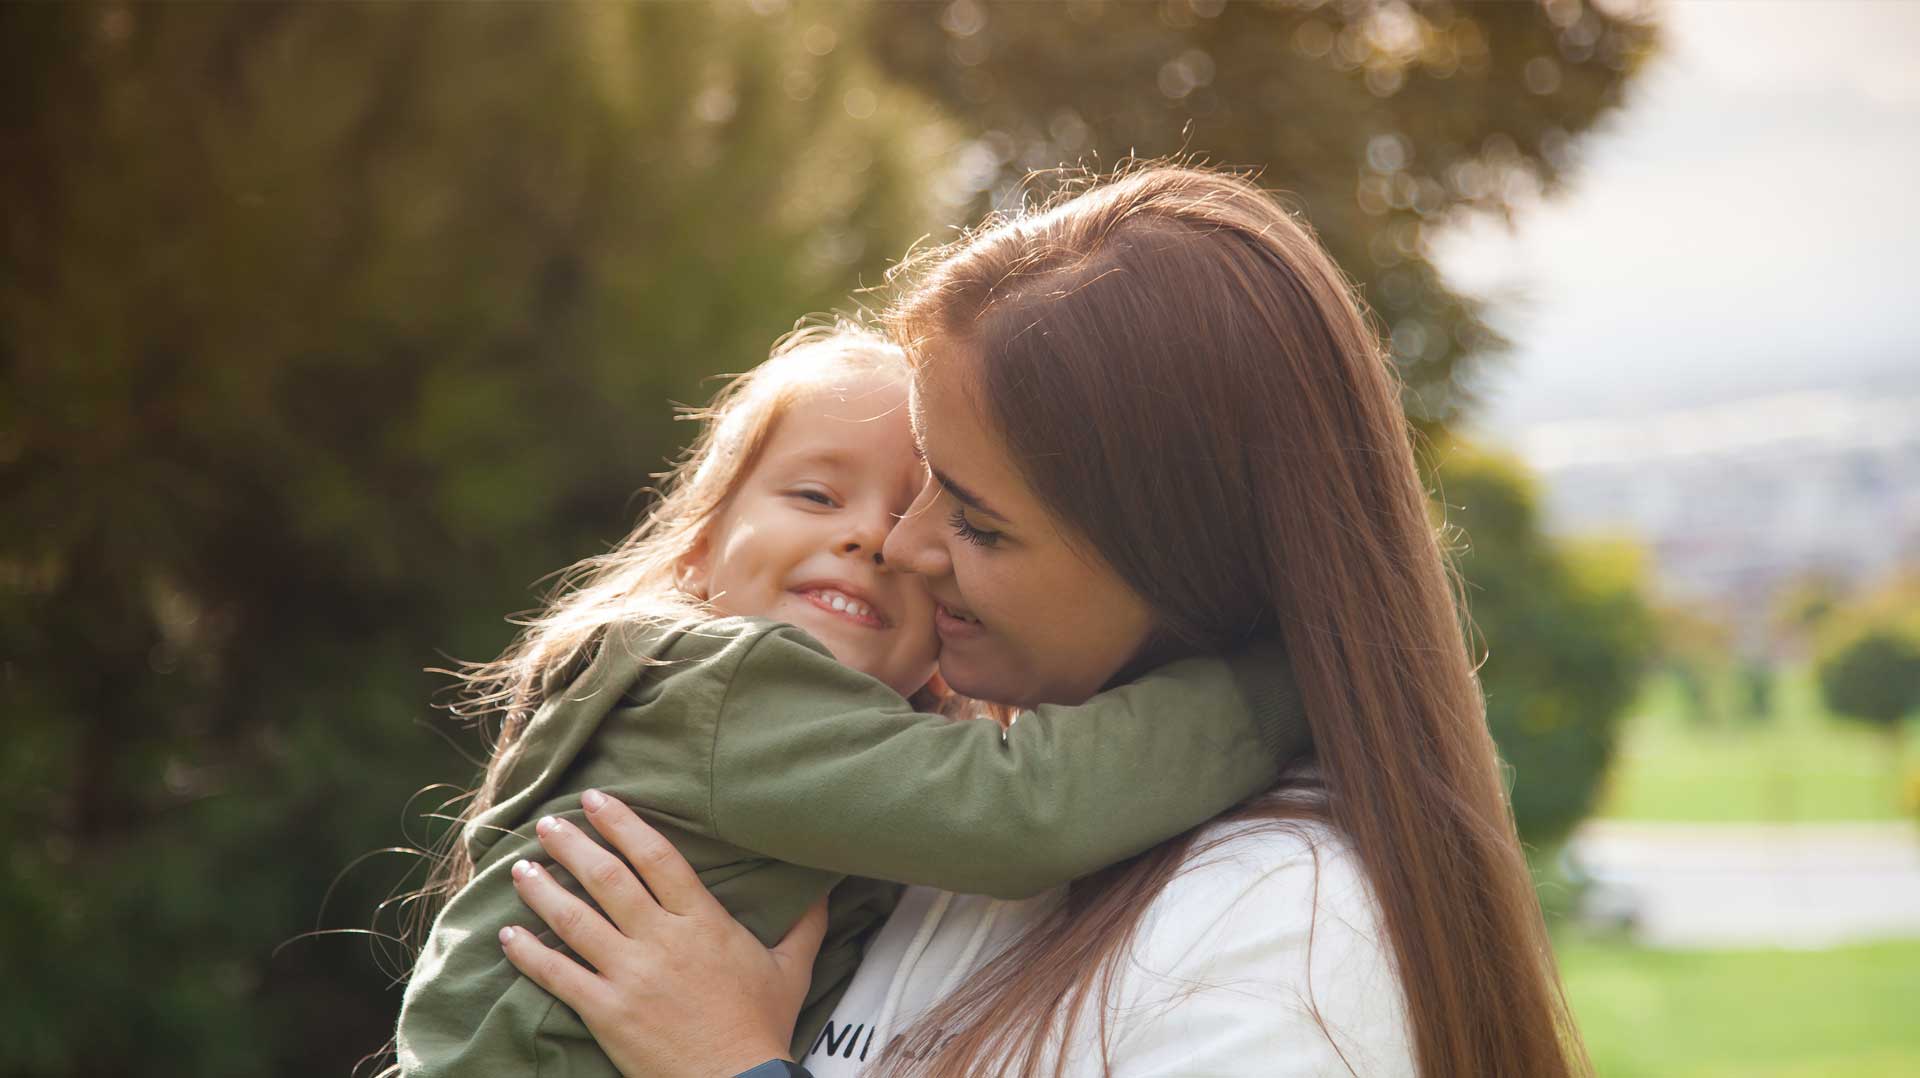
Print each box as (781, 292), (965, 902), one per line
(881, 346), (1155, 709)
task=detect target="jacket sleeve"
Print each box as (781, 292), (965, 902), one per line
(394, 849), (625, 1078)
(706, 625), (1308, 899)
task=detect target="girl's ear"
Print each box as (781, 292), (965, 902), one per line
(675, 534), (713, 601)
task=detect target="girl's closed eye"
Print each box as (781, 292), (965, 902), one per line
(948, 507), (1002, 548)
(785, 487), (838, 509)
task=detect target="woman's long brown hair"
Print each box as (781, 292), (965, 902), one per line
(876, 166), (1587, 1077)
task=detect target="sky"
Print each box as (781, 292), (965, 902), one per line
(1434, 0), (1920, 441)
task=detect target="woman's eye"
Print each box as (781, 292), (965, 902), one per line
(948, 507), (1003, 549)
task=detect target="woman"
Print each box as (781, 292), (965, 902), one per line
(501, 166), (1588, 1076)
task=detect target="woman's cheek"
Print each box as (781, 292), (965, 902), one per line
(945, 541), (979, 599)
(954, 548), (1015, 626)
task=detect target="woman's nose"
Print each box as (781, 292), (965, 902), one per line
(880, 477), (951, 578)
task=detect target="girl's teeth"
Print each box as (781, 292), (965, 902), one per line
(807, 589), (874, 621)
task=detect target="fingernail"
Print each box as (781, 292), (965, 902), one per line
(512, 859), (535, 880)
(536, 815), (559, 835)
(582, 789), (606, 811)
(499, 926), (517, 944)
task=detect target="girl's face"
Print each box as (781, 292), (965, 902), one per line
(882, 348), (1155, 709)
(687, 372), (940, 698)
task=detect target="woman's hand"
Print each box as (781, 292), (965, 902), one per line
(499, 789), (827, 1078)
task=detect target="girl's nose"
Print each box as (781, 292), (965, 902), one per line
(838, 502), (893, 564)
(841, 540), (884, 566)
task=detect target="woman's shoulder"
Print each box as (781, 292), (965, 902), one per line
(1136, 812), (1383, 963)
(1100, 811), (1416, 1076)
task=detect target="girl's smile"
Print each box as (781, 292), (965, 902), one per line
(793, 582), (890, 629)
(688, 373), (940, 698)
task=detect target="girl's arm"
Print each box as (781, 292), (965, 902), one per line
(696, 624), (1306, 898)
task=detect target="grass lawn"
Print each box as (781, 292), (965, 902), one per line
(1562, 668), (1919, 1074)
(1558, 936), (1920, 1077)
(1597, 668), (1920, 823)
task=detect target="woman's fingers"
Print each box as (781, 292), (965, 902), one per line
(770, 894), (829, 982)
(509, 857), (632, 971)
(498, 924), (609, 1018)
(577, 789), (722, 919)
(533, 810), (660, 936)
(505, 801), (816, 1077)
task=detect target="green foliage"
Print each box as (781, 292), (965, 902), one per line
(2, 2), (1652, 1073)
(1640, 599), (1744, 727)
(1440, 445), (1656, 845)
(1741, 661), (1777, 725)
(1816, 621), (1920, 730)
(2, 3), (948, 1073)
(1771, 570), (1850, 648)
(868, 0), (1657, 430)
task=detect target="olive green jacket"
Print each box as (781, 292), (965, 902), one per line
(395, 616), (1304, 1076)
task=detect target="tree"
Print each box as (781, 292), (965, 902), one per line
(1818, 626), (1920, 733)
(868, 0), (1659, 430)
(1770, 569), (1852, 659)
(1815, 574), (1920, 780)
(1, 4), (951, 1074)
(1651, 600), (1738, 728)
(2, 2), (1659, 1072)
(1439, 446), (1656, 846)
(867, 0), (1662, 842)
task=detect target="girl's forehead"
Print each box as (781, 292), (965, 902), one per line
(789, 369), (908, 419)
(761, 375), (911, 453)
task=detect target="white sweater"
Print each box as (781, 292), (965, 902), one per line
(800, 820), (1416, 1077)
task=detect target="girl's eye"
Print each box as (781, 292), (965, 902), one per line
(787, 489), (837, 508)
(948, 507), (1003, 549)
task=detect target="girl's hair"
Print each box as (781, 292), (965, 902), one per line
(420, 320), (909, 907)
(874, 166), (1588, 1077)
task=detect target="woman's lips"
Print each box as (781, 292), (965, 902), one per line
(935, 601), (985, 640)
(795, 586), (888, 629)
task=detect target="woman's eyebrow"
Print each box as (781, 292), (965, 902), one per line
(907, 399), (1012, 521)
(929, 463), (1009, 523)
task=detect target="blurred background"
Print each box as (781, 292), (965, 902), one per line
(3, 1), (1915, 1075)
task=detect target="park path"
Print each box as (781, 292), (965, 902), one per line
(1564, 820), (1920, 949)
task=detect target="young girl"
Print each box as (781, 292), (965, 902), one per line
(393, 323), (1307, 1076)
